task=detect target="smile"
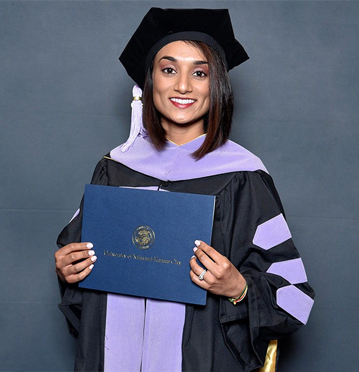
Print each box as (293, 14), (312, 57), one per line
(170, 98), (196, 105)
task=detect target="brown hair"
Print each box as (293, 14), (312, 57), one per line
(142, 40), (234, 159)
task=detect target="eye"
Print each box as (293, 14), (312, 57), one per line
(162, 67), (176, 74)
(193, 70), (207, 78)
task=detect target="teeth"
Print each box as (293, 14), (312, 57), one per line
(170, 98), (195, 104)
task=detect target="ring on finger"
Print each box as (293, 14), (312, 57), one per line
(198, 269), (207, 281)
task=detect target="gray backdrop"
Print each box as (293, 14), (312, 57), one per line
(1, 1), (358, 371)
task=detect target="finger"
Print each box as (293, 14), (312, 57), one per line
(68, 255), (97, 275)
(193, 246), (217, 273)
(189, 255), (200, 272)
(189, 255), (208, 276)
(189, 256), (216, 284)
(194, 241), (232, 278)
(56, 242), (93, 258)
(65, 263), (95, 284)
(194, 240), (224, 263)
(189, 269), (210, 289)
(57, 256), (97, 284)
(59, 249), (96, 268)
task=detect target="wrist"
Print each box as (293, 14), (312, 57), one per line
(228, 282), (248, 305)
(228, 275), (247, 298)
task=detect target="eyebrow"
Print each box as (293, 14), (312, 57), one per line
(158, 56), (208, 65)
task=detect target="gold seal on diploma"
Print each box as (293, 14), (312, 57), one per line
(132, 225), (155, 249)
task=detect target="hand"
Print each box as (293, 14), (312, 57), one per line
(189, 240), (246, 298)
(55, 242), (97, 284)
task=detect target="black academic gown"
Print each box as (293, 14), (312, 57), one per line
(57, 156), (314, 372)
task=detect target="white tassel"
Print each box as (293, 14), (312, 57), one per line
(121, 85), (143, 152)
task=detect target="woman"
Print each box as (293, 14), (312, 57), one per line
(55, 8), (314, 372)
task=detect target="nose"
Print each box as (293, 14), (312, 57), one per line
(174, 72), (192, 94)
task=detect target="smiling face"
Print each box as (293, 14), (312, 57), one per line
(152, 41), (210, 141)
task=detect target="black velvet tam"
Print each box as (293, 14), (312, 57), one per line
(119, 8), (249, 89)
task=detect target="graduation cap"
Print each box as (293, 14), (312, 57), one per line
(120, 7), (249, 89)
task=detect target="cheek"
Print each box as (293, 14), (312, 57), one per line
(202, 87), (210, 109)
(152, 89), (165, 116)
(152, 77), (168, 109)
(199, 81), (210, 101)
(152, 89), (169, 121)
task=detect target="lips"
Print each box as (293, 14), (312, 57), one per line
(170, 97), (196, 108)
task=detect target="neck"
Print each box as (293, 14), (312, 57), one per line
(162, 121), (205, 146)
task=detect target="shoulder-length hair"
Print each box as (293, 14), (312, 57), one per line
(142, 40), (234, 160)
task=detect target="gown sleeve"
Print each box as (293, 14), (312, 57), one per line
(216, 170), (315, 367)
(56, 158), (109, 338)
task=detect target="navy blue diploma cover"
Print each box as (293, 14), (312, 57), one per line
(79, 184), (215, 305)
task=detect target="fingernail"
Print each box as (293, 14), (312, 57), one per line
(88, 250), (95, 256)
(191, 255), (196, 259)
(194, 240), (200, 247)
(89, 264), (94, 270)
(193, 247), (198, 252)
(86, 243), (93, 249)
(91, 256), (97, 262)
